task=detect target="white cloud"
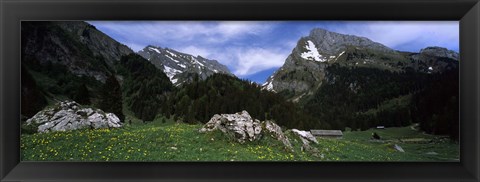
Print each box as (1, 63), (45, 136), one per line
(172, 45), (288, 77)
(90, 21), (275, 51)
(216, 21), (274, 37)
(231, 48), (288, 76)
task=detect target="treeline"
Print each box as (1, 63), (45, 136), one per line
(303, 64), (459, 139)
(162, 74), (329, 130)
(116, 54), (174, 121)
(304, 64), (425, 130)
(411, 69), (459, 139)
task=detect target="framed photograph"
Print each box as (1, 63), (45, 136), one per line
(1, 0), (479, 181)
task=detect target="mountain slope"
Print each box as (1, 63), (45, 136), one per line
(22, 21), (133, 117)
(21, 21), (173, 122)
(116, 54), (174, 121)
(138, 45), (233, 86)
(263, 28), (459, 101)
(22, 21), (133, 82)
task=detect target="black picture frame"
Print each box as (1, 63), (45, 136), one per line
(1, 0), (479, 181)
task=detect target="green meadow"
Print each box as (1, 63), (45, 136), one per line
(21, 117), (459, 162)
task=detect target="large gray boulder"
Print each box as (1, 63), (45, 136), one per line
(199, 110), (262, 143)
(26, 100), (122, 133)
(200, 111), (293, 151)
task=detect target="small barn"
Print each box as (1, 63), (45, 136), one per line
(310, 130), (343, 138)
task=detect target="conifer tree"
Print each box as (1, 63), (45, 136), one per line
(99, 74), (124, 122)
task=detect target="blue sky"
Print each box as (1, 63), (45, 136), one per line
(88, 21), (459, 84)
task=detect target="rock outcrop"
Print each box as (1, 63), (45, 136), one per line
(264, 120), (293, 151)
(291, 129), (319, 154)
(200, 111), (293, 151)
(394, 144), (405, 152)
(26, 100), (122, 133)
(199, 110), (262, 143)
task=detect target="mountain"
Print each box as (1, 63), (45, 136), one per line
(259, 28), (459, 138)
(138, 45), (233, 86)
(22, 21), (133, 83)
(262, 28), (459, 102)
(21, 21), (133, 117)
(21, 21), (173, 122)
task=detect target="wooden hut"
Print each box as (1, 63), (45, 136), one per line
(310, 130), (343, 138)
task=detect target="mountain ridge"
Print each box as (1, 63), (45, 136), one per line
(262, 28), (459, 101)
(138, 45), (233, 86)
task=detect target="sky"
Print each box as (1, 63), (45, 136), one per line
(88, 21), (459, 84)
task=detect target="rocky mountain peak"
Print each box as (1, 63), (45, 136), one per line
(138, 45), (233, 86)
(420, 46), (459, 60)
(305, 28), (394, 56)
(262, 28), (458, 101)
(262, 28), (396, 96)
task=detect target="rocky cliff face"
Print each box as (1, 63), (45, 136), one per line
(306, 28), (395, 56)
(138, 45), (233, 86)
(22, 21), (133, 82)
(263, 28), (459, 101)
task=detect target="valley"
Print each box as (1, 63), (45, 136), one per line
(20, 21), (460, 161)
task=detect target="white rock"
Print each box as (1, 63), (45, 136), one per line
(291, 129), (320, 154)
(264, 120), (293, 151)
(199, 110), (262, 143)
(106, 113), (122, 128)
(200, 111), (294, 151)
(292, 129), (318, 144)
(394, 144), (405, 152)
(26, 100), (122, 133)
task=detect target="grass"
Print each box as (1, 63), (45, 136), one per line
(21, 118), (459, 162)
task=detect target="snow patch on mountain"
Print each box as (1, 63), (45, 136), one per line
(334, 51), (346, 62)
(148, 47), (161, 54)
(165, 49), (178, 57)
(191, 57), (205, 67)
(138, 45), (233, 86)
(262, 75), (276, 92)
(165, 55), (180, 63)
(171, 78), (178, 85)
(301, 40), (326, 62)
(266, 82), (275, 92)
(163, 65), (182, 81)
(178, 64), (187, 68)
